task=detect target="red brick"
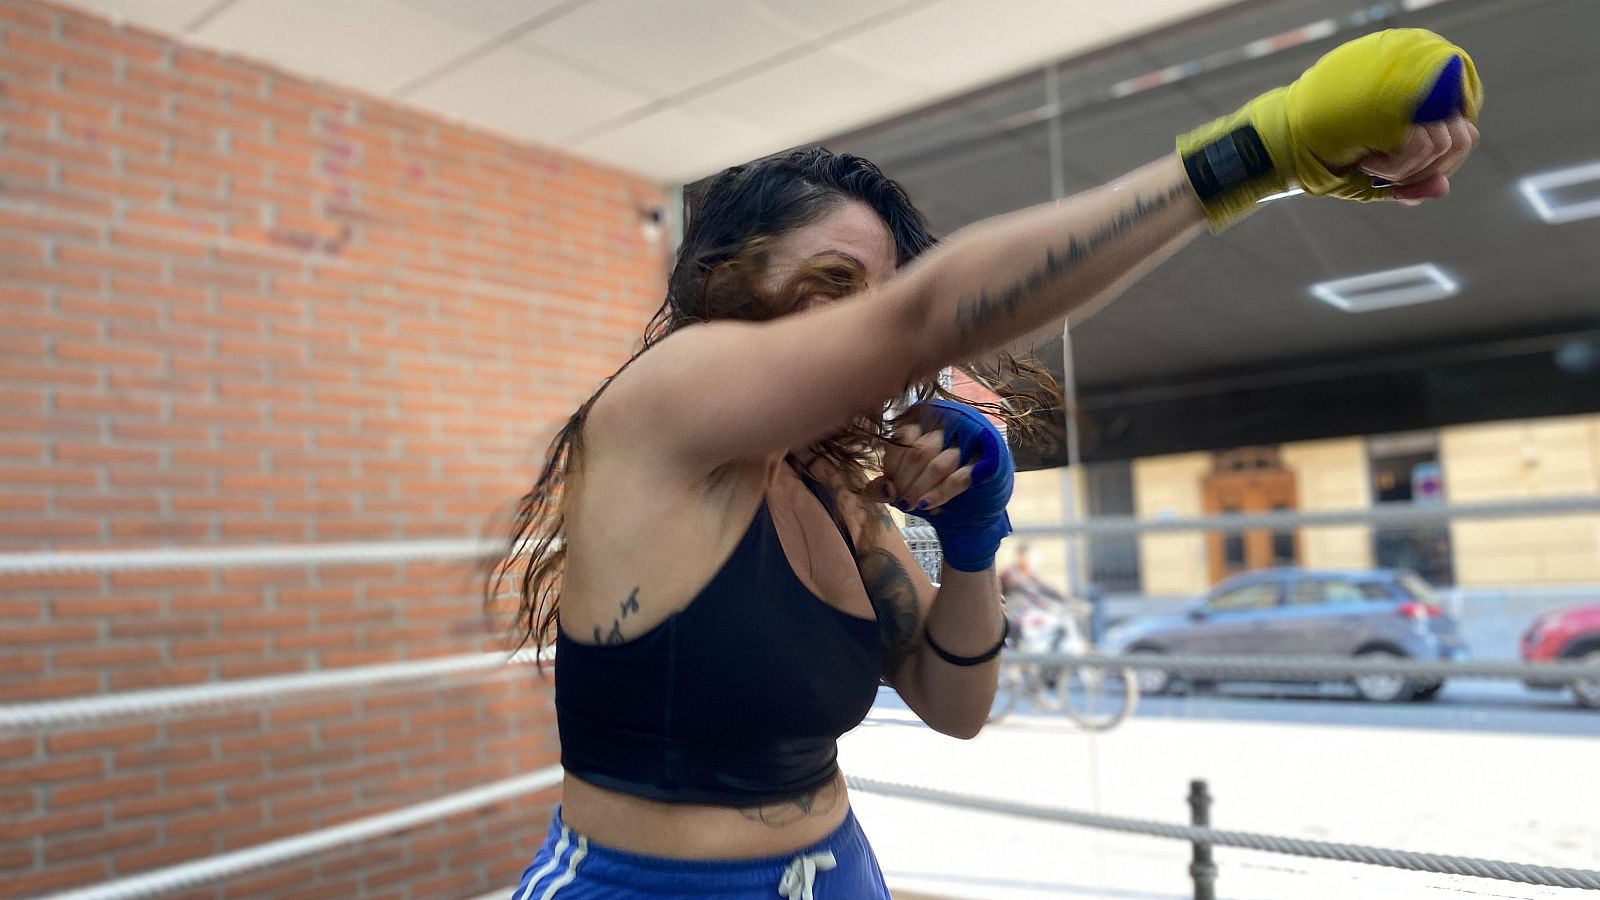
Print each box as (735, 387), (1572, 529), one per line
(58, 14), (168, 62)
(2, 861), (108, 897)
(47, 723), (161, 756)
(50, 773), (160, 809)
(169, 635), (267, 660)
(113, 786), (217, 820)
(165, 709), (262, 739)
(114, 742), (214, 772)
(168, 757), (265, 790)
(222, 728), (310, 756)
(225, 773), (315, 804)
(54, 644), (164, 669)
(165, 803), (263, 838)
(106, 666), (214, 691)
(117, 837), (212, 873)
(108, 568), (215, 590)
(45, 823), (158, 862)
(0, 755), (103, 789)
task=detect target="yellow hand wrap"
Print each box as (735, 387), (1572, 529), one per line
(1176, 28), (1483, 231)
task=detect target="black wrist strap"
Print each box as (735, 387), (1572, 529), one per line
(924, 617), (1009, 667)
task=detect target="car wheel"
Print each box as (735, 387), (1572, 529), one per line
(1353, 648), (1415, 702)
(1410, 682), (1444, 702)
(1128, 648), (1170, 696)
(1572, 648), (1600, 709)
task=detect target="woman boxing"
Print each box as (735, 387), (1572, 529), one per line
(494, 29), (1482, 899)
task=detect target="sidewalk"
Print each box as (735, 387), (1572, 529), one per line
(843, 709), (1600, 899)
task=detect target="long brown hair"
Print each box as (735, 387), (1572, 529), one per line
(485, 148), (1057, 653)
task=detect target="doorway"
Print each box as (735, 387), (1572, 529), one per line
(1202, 447), (1300, 584)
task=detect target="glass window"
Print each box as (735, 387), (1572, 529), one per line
(1358, 582), (1395, 600)
(1290, 581), (1326, 605)
(1325, 581), (1365, 603)
(1397, 573), (1441, 603)
(1210, 582), (1279, 611)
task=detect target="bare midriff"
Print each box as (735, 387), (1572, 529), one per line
(557, 770), (852, 860)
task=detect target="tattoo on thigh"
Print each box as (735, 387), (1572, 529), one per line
(592, 587), (640, 645)
(738, 778), (841, 828)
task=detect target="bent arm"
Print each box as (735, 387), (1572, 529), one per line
(602, 155), (1203, 472)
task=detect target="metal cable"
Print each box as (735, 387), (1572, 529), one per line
(845, 776), (1600, 891)
(1011, 495), (1600, 536)
(1009, 651), (1600, 683)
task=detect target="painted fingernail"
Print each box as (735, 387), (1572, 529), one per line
(917, 499), (930, 511)
(894, 500), (909, 512)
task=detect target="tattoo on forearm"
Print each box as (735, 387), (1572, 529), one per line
(955, 181), (1191, 344)
(738, 779), (841, 828)
(858, 546), (922, 676)
(592, 587), (640, 645)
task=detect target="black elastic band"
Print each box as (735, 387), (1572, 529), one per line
(924, 617), (1009, 667)
(1181, 124), (1275, 201)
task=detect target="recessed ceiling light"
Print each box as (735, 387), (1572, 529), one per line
(1309, 264), (1458, 313)
(1519, 160), (1600, 224)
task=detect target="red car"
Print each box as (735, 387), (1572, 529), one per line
(1521, 603), (1600, 708)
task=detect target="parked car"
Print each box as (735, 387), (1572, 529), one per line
(1521, 603), (1600, 709)
(1101, 569), (1469, 702)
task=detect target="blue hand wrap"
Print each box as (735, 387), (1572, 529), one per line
(915, 399), (1014, 572)
(1413, 55), (1466, 123)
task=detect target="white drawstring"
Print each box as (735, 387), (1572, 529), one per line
(777, 849), (837, 900)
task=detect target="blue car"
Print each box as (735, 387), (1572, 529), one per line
(1102, 569), (1469, 702)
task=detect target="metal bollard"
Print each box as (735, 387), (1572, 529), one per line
(1088, 583), (1106, 645)
(1189, 779), (1218, 900)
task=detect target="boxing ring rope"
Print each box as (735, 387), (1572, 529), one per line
(843, 776), (1600, 891)
(8, 493), (1600, 897)
(39, 767), (565, 900)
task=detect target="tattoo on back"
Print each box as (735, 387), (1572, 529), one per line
(955, 181), (1192, 345)
(592, 587), (640, 645)
(738, 778), (841, 828)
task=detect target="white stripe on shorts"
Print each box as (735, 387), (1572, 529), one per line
(538, 834), (589, 900)
(515, 826), (570, 900)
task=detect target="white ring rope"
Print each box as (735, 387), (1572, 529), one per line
(0, 538), (501, 575)
(4, 649), (1593, 732)
(40, 766), (564, 900)
(0, 647), (550, 731)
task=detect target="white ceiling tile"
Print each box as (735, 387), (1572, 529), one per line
(687, 49), (930, 145)
(746, 0), (927, 38)
(1090, 0), (1242, 31)
(409, 44), (653, 144)
(572, 106), (778, 184)
(392, 0), (570, 34)
(58, 0), (219, 32)
(520, 0), (808, 97)
(833, 0), (1121, 89)
(192, 0), (534, 95)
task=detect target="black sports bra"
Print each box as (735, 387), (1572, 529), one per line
(554, 470), (884, 805)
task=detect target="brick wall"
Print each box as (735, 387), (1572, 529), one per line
(0, 0), (666, 894)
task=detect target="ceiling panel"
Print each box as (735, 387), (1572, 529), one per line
(407, 43), (654, 145)
(57, 0), (216, 31)
(572, 106), (776, 184)
(684, 49), (930, 149)
(192, 0), (529, 95)
(832, 0), (1121, 91)
(520, 0), (811, 98)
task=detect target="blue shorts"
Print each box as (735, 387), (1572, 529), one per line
(510, 806), (891, 899)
